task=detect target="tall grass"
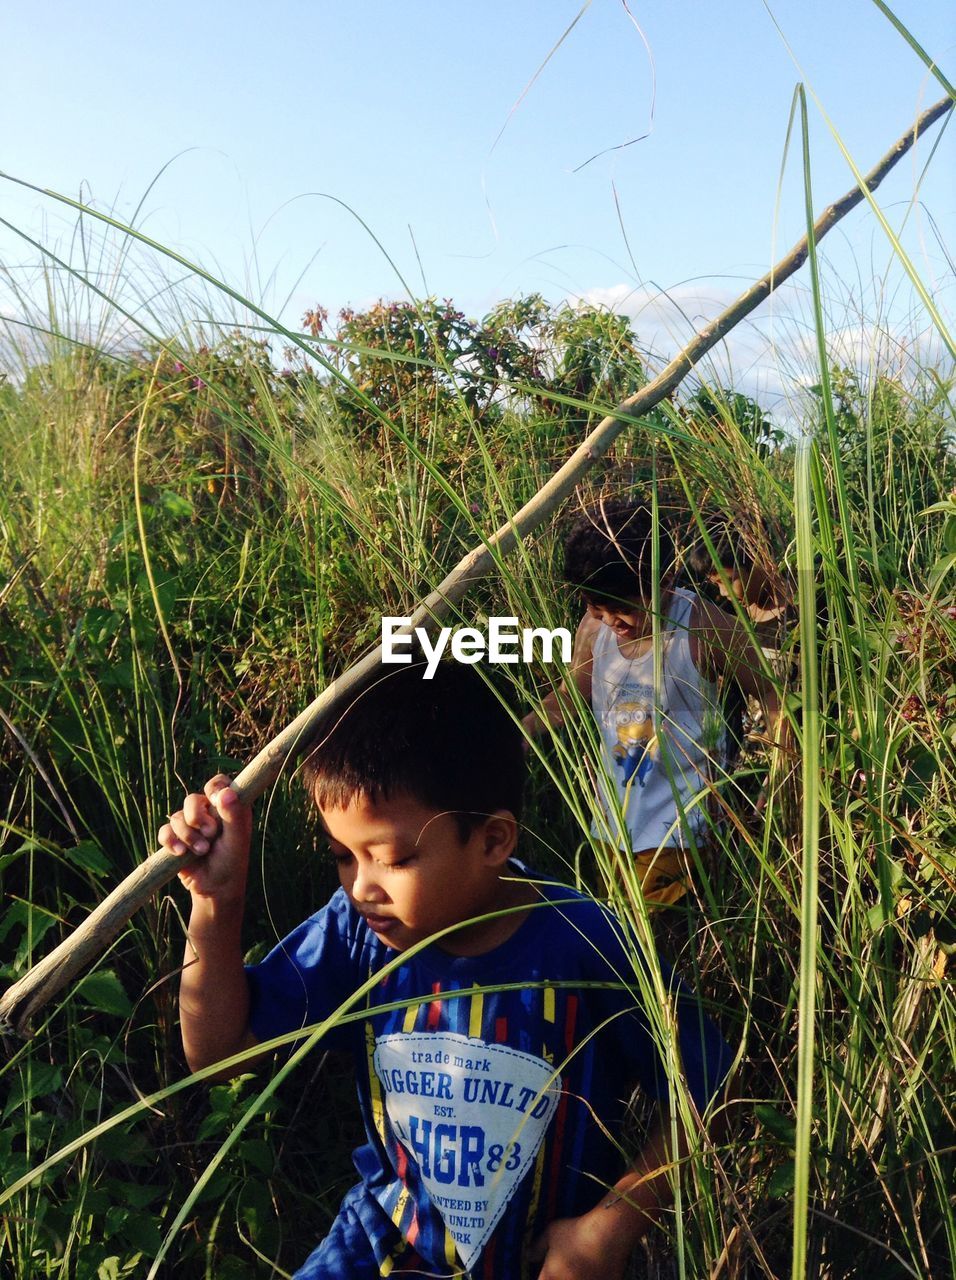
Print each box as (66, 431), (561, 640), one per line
(1, 93), (954, 1280)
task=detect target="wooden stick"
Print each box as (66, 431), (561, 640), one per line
(1, 95), (950, 1037)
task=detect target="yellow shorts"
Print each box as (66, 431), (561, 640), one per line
(633, 847), (691, 907)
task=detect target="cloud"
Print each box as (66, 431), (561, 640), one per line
(571, 279), (806, 411)
(569, 279), (953, 426)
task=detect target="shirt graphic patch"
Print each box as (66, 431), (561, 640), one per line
(608, 690), (659, 787)
(374, 1030), (560, 1270)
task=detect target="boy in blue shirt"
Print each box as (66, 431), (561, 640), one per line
(161, 661), (731, 1279)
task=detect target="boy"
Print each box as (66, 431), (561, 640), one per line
(684, 511), (795, 772)
(522, 500), (782, 904)
(684, 510), (794, 665)
(162, 660), (731, 1279)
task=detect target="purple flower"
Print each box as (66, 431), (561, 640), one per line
(469, 501), (481, 515)
(173, 361), (185, 373)
(192, 376), (206, 391)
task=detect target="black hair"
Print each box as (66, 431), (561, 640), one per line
(685, 515), (752, 582)
(563, 499), (676, 607)
(300, 660), (525, 839)
(684, 511), (773, 582)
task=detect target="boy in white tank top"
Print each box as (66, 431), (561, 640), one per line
(523, 501), (783, 906)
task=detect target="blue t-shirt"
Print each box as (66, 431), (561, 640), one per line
(246, 867), (730, 1278)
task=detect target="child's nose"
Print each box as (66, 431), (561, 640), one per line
(352, 862), (386, 904)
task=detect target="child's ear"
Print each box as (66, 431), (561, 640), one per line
(481, 811), (519, 866)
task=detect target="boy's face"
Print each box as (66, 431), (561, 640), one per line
(708, 570), (745, 605)
(708, 561), (779, 614)
(318, 790), (516, 954)
(585, 597), (652, 641)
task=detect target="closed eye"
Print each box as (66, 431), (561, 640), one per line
(383, 853), (417, 869)
(326, 842), (353, 866)
(327, 844), (415, 870)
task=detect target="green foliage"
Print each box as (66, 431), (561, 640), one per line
(924, 489), (956, 588)
(0, 289), (954, 1278)
(685, 383), (785, 457)
(808, 364), (956, 582)
(320, 292), (646, 443)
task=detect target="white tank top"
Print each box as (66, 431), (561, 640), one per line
(590, 588), (724, 851)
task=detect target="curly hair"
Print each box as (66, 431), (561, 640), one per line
(563, 499), (676, 606)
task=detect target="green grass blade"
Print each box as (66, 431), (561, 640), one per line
(791, 438), (822, 1280)
(867, 0), (956, 100)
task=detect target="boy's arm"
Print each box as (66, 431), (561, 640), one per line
(159, 774), (261, 1075)
(522, 612), (597, 739)
(691, 597), (784, 742)
(529, 1115), (681, 1279)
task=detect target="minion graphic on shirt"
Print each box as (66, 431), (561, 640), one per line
(610, 698), (659, 787)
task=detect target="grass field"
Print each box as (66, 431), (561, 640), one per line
(0, 83), (954, 1280)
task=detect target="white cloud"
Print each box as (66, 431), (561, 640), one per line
(570, 279), (805, 413)
(568, 279), (954, 428)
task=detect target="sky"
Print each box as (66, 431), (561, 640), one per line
(2, 0), (954, 409)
